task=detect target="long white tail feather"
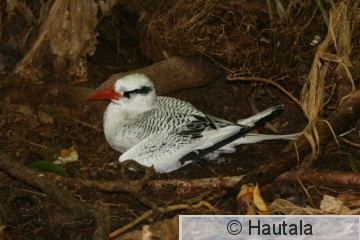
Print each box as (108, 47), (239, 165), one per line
(204, 132), (301, 161)
(237, 105), (283, 126)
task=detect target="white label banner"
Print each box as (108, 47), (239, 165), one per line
(180, 215), (359, 239)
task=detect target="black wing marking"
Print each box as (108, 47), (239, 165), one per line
(177, 115), (210, 140)
(178, 106), (284, 164)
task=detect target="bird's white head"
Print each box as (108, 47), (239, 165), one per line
(86, 73), (156, 106)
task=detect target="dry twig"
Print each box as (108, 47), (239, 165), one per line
(227, 75), (303, 109)
(337, 136), (360, 148)
(109, 201), (215, 238)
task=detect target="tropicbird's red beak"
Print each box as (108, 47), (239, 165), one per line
(85, 87), (122, 100)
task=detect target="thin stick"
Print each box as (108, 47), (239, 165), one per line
(338, 136), (360, 148)
(227, 75), (303, 109)
(28, 142), (47, 149)
(108, 201), (215, 238)
(66, 116), (102, 132)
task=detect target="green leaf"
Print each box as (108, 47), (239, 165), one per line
(29, 161), (69, 177)
(349, 156), (360, 173)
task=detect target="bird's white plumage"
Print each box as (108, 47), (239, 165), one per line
(96, 73), (299, 172)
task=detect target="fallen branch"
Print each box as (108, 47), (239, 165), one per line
(276, 170), (360, 187)
(35, 169), (240, 212)
(0, 152), (110, 240)
(58, 174), (244, 196)
(131, 175), (244, 194)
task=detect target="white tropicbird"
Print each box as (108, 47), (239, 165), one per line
(86, 73), (299, 172)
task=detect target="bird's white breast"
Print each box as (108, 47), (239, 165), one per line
(103, 96), (204, 153)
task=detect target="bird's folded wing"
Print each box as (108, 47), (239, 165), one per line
(119, 124), (241, 173)
(119, 105), (287, 173)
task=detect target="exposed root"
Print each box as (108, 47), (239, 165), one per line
(77, 161), (158, 210)
(80, 178), (158, 211)
(0, 152), (110, 240)
(120, 160), (155, 189)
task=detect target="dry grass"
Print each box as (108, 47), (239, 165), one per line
(140, 0), (266, 67)
(198, 1), (357, 162)
(300, 2), (355, 161)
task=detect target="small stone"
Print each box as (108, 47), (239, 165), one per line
(16, 104), (34, 117)
(38, 110), (54, 125)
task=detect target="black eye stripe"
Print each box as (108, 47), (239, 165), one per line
(123, 86), (153, 98)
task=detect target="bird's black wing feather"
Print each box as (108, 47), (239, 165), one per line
(178, 105), (284, 164)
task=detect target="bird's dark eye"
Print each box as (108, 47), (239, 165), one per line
(123, 86), (153, 98)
